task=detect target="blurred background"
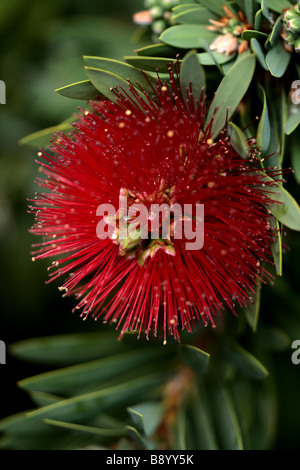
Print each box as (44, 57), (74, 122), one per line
(0, 0), (299, 450)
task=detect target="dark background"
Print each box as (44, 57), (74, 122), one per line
(0, 0), (299, 450)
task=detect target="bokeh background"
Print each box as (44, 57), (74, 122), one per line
(0, 0), (299, 449)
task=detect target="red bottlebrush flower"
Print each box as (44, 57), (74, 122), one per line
(29, 69), (282, 343)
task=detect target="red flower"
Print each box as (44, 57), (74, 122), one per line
(29, 71), (281, 343)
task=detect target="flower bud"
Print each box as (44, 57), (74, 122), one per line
(152, 19), (166, 34)
(295, 36), (300, 53)
(150, 6), (163, 19)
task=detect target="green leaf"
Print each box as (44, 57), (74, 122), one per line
(244, 0), (255, 27)
(285, 107), (300, 135)
(189, 383), (218, 449)
(173, 3), (199, 11)
(159, 24), (217, 49)
(126, 426), (152, 449)
(83, 56), (156, 93)
(29, 391), (63, 407)
(84, 67), (132, 102)
(242, 30), (268, 41)
(9, 331), (129, 366)
(260, 174), (300, 231)
(205, 54), (256, 139)
(265, 14), (283, 48)
(25, 372), (167, 424)
(170, 397), (187, 450)
(250, 38), (268, 70)
(257, 86), (271, 152)
(135, 43), (178, 58)
(223, 339), (269, 380)
(248, 381), (277, 450)
(180, 344), (210, 374)
(17, 347), (169, 395)
(172, 6), (218, 24)
(269, 216), (282, 275)
(291, 131), (300, 183)
(55, 80), (100, 100)
(261, 0), (273, 23)
(227, 122), (249, 159)
(254, 9), (264, 30)
(124, 56), (177, 73)
(180, 50), (206, 105)
(210, 384), (244, 450)
(44, 418), (126, 437)
(195, 0), (227, 15)
(127, 402), (164, 437)
(197, 51), (234, 65)
(19, 118), (74, 149)
(262, 0), (292, 13)
(245, 284), (261, 332)
(265, 41), (291, 78)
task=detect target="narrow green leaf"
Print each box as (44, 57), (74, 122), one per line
(55, 80), (100, 100)
(29, 391), (63, 407)
(196, 0), (227, 15)
(126, 426), (152, 450)
(261, 0), (273, 23)
(242, 30), (268, 41)
(9, 331), (129, 366)
(17, 347), (168, 395)
(172, 6), (218, 24)
(205, 54), (256, 138)
(262, 0), (292, 13)
(127, 402), (164, 437)
(265, 14), (283, 48)
(173, 4), (199, 12)
(210, 384), (244, 450)
(244, 0), (255, 27)
(244, 284), (261, 332)
(44, 419), (126, 437)
(257, 86), (271, 152)
(279, 88), (288, 163)
(260, 173), (300, 231)
(135, 43), (177, 58)
(84, 67), (131, 102)
(180, 50), (206, 105)
(159, 24), (217, 49)
(223, 339), (269, 380)
(19, 118), (73, 149)
(291, 131), (300, 183)
(189, 383), (218, 449)
(265, 41), (291, 78)
(250, 38), (267, 70)
(254, 9), (263, 30)
(83, 56), (156, 93)
(26, 372), (167, 423)
(180, 344), (210, 374)
(269, 217), (282, 275)
(285, 107), (300, 135)
(125, 55), (177, 73)
(227, 122), (249, 159)
(197, 51), (234, 65)
(249, 381), (277, 450)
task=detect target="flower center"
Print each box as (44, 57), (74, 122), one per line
(112, 184), (177, 266)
